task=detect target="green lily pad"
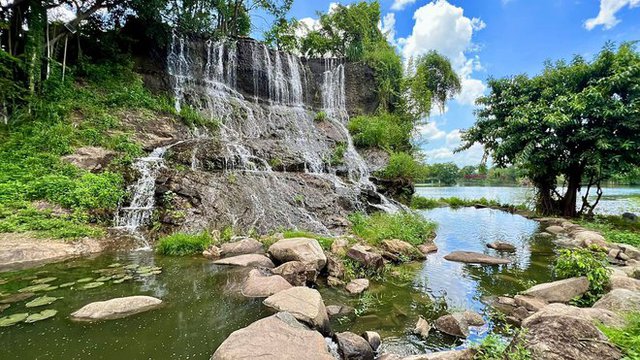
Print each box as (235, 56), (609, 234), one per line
(76, 278), (93, 283)
(112, 275), (133, 284)
(81, 282), (104, 290)
(0, 313), (28, 327)
(95, 276), (113, 282)
(137, 272), (156, 277)
(31, 277), (57, 284)
(18, 284), (51, 293)
(42, 285), (58, 291)
(0, 292), (35, 304)
(25, 309), (57, 323)
(25, 296), (61, 308)
(59, 282), (75, 288)
(0, 279), (7, 285)
(124, 264), (139, 270)
(108, 263), (122, 268)
(0, 304), (9, 313)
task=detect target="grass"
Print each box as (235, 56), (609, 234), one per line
(410, 196), (441, 209)
(348, 113), (412, 152)
(599, 312), (640, 360)
(314, 111), (327, 122)
(349, 212), (436, 247)
(473, 330), (531, 360)
(410, 195), (528, 211)
(282, 229), (334, 250)
(156, 231), (213, 256)
(329, 142), (347, 166)
(376, 152), (428, 182)
(578, 215), (640, 247)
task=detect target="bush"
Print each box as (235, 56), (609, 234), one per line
(554, 248), (611, 306)
(156, 231), (213, 256)
(282, 229), (334, 250)
(329, 142), (347, 166)
(578, 216), (640, 247)
(376, 152), (428, 182)
(348, 113), (412, 151)
(349, 212), (436, 246)
(410, 196), (440, 210)
(474, 330), (531, 360)
(599, 312), (640, 359)
(314, 111), (327, 122)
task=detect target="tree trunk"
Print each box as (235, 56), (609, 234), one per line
(561, 173), (581, 217)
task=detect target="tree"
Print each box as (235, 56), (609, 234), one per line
(459, 43), (640, 217)
(408, 51), (461, 117)
(264, 17), (299, 51)
(429, 162), (459, 186)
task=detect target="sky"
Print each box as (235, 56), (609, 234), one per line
(254, 0), (640, 166)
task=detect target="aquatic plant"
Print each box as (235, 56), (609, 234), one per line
(25, 296), (60, 308)
(24, 309), (57, 323)
(473, 330), (531, 360)
(156, 231), (213, 256)
(554, 248), (611, 306)
(0, 313), (29, 327)
(410, 196), (440, 210)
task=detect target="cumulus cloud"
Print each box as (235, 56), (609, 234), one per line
(585, 0), (640, 30)
(379, 13), (397, 45)
(423, 128), (485, 166)
(296, 3), (339, 38)
(391, 0), (417, 11)
(417, 122), (446, 140)
(400, 0), (487, 107)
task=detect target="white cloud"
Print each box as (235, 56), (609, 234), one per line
(379, 13), (397, 45)
(400, 0), (486, 107)
(423, 128), (485, 166)
(391, 0), (417, 11)
(585, 0), (640, 30)
(418, 122), (446, 140)
(295, 3), (339, 38)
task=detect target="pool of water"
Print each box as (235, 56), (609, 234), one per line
(415, 186), (640, 215)
(0, 208), (558, 359)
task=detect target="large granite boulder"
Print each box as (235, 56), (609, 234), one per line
(347, 245), (384, 270)
(593, 288), (640, 313)
(62, 146), (116, 172)
(522, 277), (589, 303)
(334, 331), (375, 360)
(241, 269), (292, 298)
(522, 303), (622, 360)
(381, 239), (425, 260)
(268, 238), (327, 271)
(220, 238), (264, 257)
(608, 275), (640, 291)
(70, 296), (162, 320)
(211, 312), (334, 360)
(486, 242), (516, 251)
(263, 287), (330, 334)
(213, 254), (274, 268)
(434, 313), (469, 338)
(345, 278), (370, 295)
(443, 251), (510, 265)
(271, 261), (318, 286)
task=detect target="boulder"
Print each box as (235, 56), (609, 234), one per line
(334, 331), (375, 360)
(617, 243), (640, 261)
(241, 269), (292, 298)
(413, 316), (431, 338)
(211, 312), (334, 360)
(263, 287), (330, 334)
(545, 226), (564, 234)
(620, 264), (640, 279)
(434, 313), (469, 338)
(622, 212), (638, 222)
(268, 238), (327, 271)
(522, 304), (622, 360)
(403, 349), (476, 360)
(574, 231), (608, 248)
(71, 296), (162, 320)
(326, 304), (355, 318)
(486, 242), (516, 252)
(443, 251), (510, 265)
(327, 276), (345, 287)
(593, 288), (640, 313)
(361, 331), (381, 351)
(514, 295), (548, 312)
(381, 239), (425, 260)
(345, 279), (370, 295)
(522, 277), (589, 303)
(203, 245), (221, 258)
(220, 238), (264, 257)
(461, 311), (485, 326)
(213, 254), (274, 268)
(347, 245), (384, 270)
(62, 146), (116, 172)
(331, 238), (350, 254)
(608, 275), (640, 291)
(271, 261), (318, 286)
(418, 243), (438, 254)
(327, 255), (345, 279)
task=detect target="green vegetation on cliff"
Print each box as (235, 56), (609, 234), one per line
(156, 231), (213, 256)
(349, 212), (436, 246)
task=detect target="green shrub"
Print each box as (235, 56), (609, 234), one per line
(349, 212), (436, 246)
(376, 152), (428, 182)
(348, 113), (412, 151)
(282, 229), (334, 250)
(314, 111), (327, 122)
(474, 331), (531, 360)
(330, 142), (347, 166)
(599, 312), (640, 359)
(156, 231), (213, 256)
(410, 195), (440, 210)
(554, 248), (611, 306)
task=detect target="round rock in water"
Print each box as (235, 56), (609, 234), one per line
(263, 286), (330, 334)
(71, 295), (162, 321)
(267, 238), (327, 271)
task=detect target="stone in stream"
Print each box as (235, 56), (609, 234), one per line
(435, 313), (469, 338)
(413, 316), (431, 338)
(545, 225), (564, 234)
(267, 238), (327, 271)
(347, 245), (384, 270)
(220, 238), (264, 257)
(486, 242), (516, 252)
(514, 295), (548, 312)
(345, 278), (369, 295)
(211, 312), (334, 360)
(262, 287), (330, 334)
(381, 239), (425, 260)
(522, 303), (622, 360)
(241, 269), (292, 298)
(593, 288), (640, 313)
(0, 292), (35, 304)
(361, 331), (381, 351)
(212, 254), (274, 268)
(334, 331), (375, 360)
(326, 304), (355, 318)
(326, 255), (346, 279)
(70, 296), (162, 321)
(443, 251), (510, 265)
(270, 261), (318, 286)
(418, 243), (438, 255)
(522, 277), (589, 303)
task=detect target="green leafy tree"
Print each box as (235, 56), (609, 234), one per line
(459, 43), (640, 216)
(264, 18), (299, 51)
(408, 51), (461, 117)
(428, 162), (459, 185)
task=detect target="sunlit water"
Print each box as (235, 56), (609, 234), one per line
(415, 186), (640, 215)
(0, 207), (560, 359)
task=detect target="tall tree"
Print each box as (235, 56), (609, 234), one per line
(459, 43), (640, 217)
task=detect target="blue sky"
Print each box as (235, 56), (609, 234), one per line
(257, 0), (640, 166)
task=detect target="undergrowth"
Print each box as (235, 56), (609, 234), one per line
(578, 215), (640, 247)
(554, 247), (611, 307)
(349, 212), (436, 246)
(599, 312), (640, 360)
(156, 231), (213, 256)
(282, 229), (334, 250)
